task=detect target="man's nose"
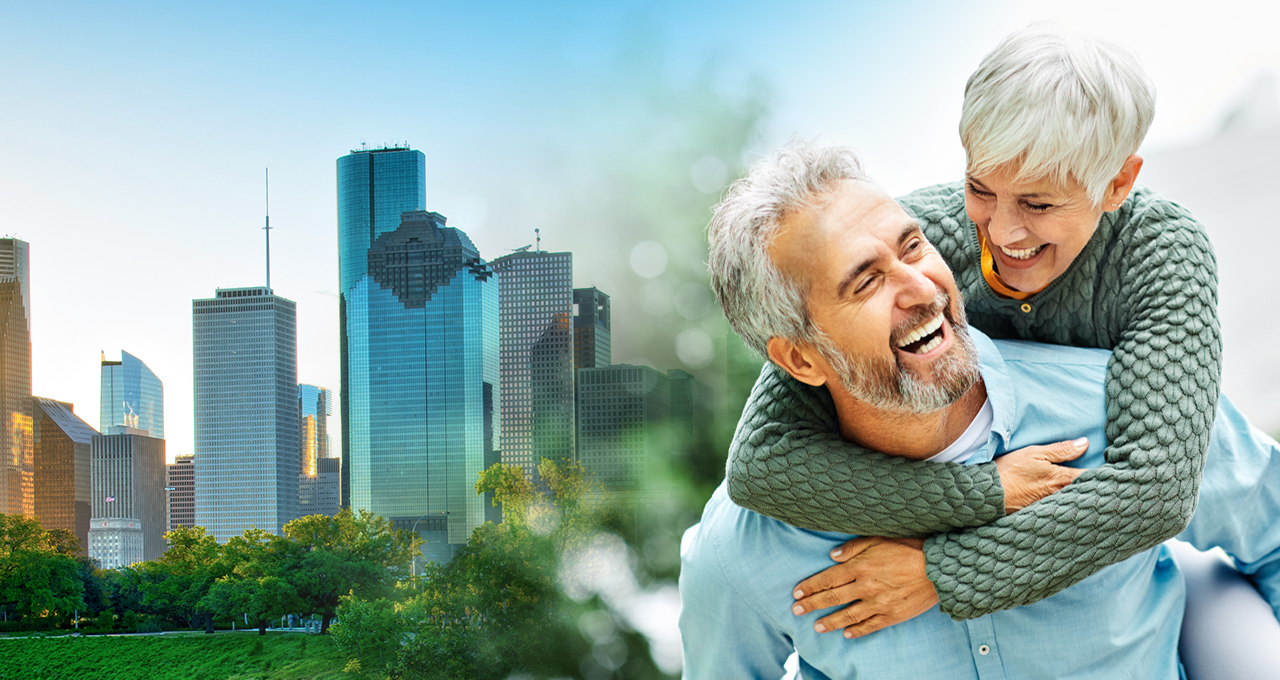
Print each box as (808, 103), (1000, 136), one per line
(987, 203), (1030, 245)
(896, 263), (937, 308)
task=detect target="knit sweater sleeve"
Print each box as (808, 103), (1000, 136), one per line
(726, 363), (1006, 537)
(923, 199), (1220, 619)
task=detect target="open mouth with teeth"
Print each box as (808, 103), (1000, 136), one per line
(1000, 244), (1047, 260)
(896, 313), (946, 355)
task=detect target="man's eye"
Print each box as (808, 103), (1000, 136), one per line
(854, 276), (877, 295)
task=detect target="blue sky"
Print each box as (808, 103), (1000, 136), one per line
(6, 0), (1279, 459)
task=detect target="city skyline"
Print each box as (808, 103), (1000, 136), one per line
(15, 2), (1280, 467)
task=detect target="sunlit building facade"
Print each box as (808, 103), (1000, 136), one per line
(0, 239), (32, 517)
(299, 457), (340, 518)
(192, 286), (299, 541)
(100, 351), (164, 438)
(32, 398), (96, 553)
(298, 384), (331, 477)
(88, 430), (165, 568)
(338, 150), (498, 563)
(493, 250), (575, 477)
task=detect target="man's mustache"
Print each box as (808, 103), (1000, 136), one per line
(889, 291), (956, 347)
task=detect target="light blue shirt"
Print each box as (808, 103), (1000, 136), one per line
(679, 331), (1280, 679)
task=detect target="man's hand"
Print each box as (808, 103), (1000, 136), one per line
(996, 438), (1088, 513)
(791, 537), (937, 639)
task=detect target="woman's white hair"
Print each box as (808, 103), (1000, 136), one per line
(961, 23), (1155, 205)
(707, 142), (868, 359)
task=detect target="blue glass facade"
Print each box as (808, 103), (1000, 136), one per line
(100, 350), (164, 439)
(338, 148), (496, 562)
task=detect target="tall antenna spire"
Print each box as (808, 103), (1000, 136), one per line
(264, 168), (272, 290)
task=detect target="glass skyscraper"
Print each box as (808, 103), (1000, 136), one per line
(338, 147), (497, 563)
(192, 286), (299, 541)
(337, 146), (425, 507)
(492, 250), (575, 477)
(100, 350), (164, 438)
(0, 239), (32, 516)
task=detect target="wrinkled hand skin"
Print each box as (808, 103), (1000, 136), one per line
(995, 438), (1088, 513)
(791, 537), (938, 639)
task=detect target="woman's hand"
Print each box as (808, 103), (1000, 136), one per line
(996, 438), (1088, 513)
(791, 537), (938, 639)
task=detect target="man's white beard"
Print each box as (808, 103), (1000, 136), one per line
(815, 291), (981, 415)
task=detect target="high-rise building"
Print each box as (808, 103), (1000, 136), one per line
(32, 398), (96, 552)
(192, 286), (299, 541)
(0, 239), (32, 517)
(576, 365), (706, 495)
(298, 384), (331, 477)
(573, 288), (611, 371)
(339, 202), (498, 562)
(100, 351), (164, 438)
(166, 454), (194, 531)
(88, 429), (165, 568)
(337, 145), (426, 510)
(338, 147), (498, 563)
(493, 250), (575, 477)
(299, 457), (340, 518)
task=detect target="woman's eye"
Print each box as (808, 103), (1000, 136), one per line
(966, 183), (992, 198)
(1025, 202), (1051, 212)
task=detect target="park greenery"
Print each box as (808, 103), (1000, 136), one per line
(0, 458), (675, 679)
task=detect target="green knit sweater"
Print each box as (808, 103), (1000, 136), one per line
(726, 181), (1221, 620)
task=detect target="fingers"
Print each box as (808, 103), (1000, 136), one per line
(843, 615), (890, 639)
(795, 583), (864, 624)
(794, 562), (858, 602)
(1039, 437), (1089, 463)
(829, 536), (877, 563)
(813, 601), (868, 633)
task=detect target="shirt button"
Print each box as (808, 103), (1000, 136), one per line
(978, 645), (990, 655)
(1020, 303), (1031, 313)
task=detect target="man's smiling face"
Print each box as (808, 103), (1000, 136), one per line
(769, 179), (979, 413)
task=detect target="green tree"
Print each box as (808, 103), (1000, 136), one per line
(137, 526), (223, 632)
(282, 509), (420, 633)
(330, 594), (402, 667)
(199, 528), (298, 635)
(0, 514), (86, 628)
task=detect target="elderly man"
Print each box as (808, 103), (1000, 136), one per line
(678, 142), (1280, 678)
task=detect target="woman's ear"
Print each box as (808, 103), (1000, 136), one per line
(1104, 154), (1144, 211)
(766, 336), (828, 387)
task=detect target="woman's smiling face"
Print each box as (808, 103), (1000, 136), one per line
(963, 164), (1108, 293)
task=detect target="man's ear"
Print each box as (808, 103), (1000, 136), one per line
(766, 336), (828, 387)
(1103, 154), (1143, 211)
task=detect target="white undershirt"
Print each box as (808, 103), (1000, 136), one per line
(923, 397), (993, 465)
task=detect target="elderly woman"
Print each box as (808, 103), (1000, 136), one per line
(724, 24), (1227, 632)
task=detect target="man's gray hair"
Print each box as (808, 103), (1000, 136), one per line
(961, 23), (1155, 205)
(707, 142), (868, 359)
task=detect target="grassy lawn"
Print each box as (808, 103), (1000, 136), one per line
(0, 632), (354, 680)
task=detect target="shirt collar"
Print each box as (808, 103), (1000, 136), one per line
(967, 327), (1016, 461)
